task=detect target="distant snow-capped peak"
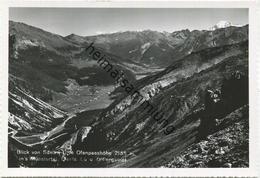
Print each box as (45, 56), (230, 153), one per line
(209, 21), (232, 31)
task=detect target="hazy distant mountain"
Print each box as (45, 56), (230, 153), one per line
(65, 23), (248, 67)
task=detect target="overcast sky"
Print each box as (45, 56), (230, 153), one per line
(9, 8), (248, 36)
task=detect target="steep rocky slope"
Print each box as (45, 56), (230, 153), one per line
(9, 79), (68, 136)
(75, 41), (248, 167)
(164, 106), (249, 168)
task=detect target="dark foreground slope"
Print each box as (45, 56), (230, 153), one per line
(104, 42), (248, 167)
(164, 105), (249, 168)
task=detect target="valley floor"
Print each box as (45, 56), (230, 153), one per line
(50, 79), (115, 113)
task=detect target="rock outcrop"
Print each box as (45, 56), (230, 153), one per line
(164, 105), (248, 168)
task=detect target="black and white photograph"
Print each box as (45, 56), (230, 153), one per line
(7, 7), (250, 168)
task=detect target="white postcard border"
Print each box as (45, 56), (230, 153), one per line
(0, 1), (259, 177)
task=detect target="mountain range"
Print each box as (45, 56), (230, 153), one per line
(8, 20), (249, 168)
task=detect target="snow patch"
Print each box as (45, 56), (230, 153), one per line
(129, 48), (138, 54)
(210, 21), (232, 31)
(9, 113), (32, 131)
(17, 39), (45, 50)
(141, 42), (151, 55)
(135, 120), (147, 133)
(80, 127), (92, 142)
